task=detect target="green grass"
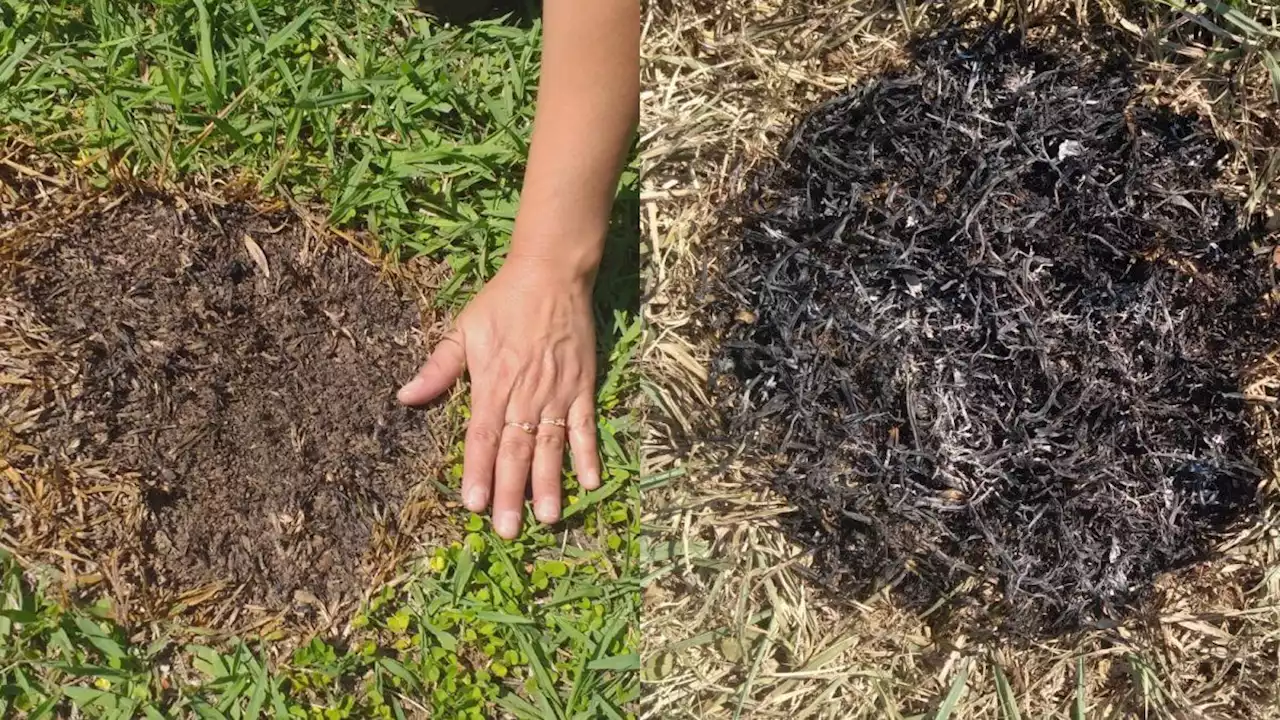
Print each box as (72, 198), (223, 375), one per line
(1154, 0), (1280, 100)
(0, 1), (640, 718)
(1, 0), (562, 301)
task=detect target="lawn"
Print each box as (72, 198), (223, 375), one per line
(0, 1), (639, 718)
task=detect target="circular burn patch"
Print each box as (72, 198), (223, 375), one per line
(710, 28), (1278, 635)
(1, 195), (446, 625)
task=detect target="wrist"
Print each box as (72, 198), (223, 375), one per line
(502, 249), (601, 286)
(507, 221), (605, 283)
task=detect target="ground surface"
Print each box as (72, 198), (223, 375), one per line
(711, 27), (1273, 635)
(7, 196), (435, 611)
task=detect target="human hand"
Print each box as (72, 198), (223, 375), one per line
(397, 255), (603, 539)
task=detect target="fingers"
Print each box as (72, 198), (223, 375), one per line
(398, 332), (465, 406)
(492, 411), (537, 539)
(415, 329), (595, 538)
(531, 412), (568, 524)
(461, 382), (509, 516)
(567, 394), (602, 490)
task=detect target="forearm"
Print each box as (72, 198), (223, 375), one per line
(508, 0), (639, 279)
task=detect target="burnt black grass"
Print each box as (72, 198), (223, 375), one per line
(709, 26), (1277, 636)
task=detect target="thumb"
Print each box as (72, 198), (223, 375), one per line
(398, 332), (466, 406)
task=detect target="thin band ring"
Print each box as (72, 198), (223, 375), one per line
(438, 330), (466, 370)
(539, 417), (567, 428)
(504, 421), (537, 434)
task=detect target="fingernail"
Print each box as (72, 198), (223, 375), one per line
(396, 377), (425, 403)
(535, 500), (559, 524)
(464, 485), (486, 510)
(495, 510), (521, 539)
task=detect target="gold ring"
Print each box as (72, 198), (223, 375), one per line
(540, 417), (567, 428)
(504, 421), (537, 434)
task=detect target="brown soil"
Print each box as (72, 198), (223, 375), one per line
(4, 195), (442, 614)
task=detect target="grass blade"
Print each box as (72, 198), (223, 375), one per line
(1072, 656), (1087, 720)
(594, 695), (628, 720)
(494, 693), (544, 720)
(472, 610), (536, 626)
(931, 661), (970, 720)
(451, 545), (475, 601)
(586, 653), (638, 672)
(264, 9), (317, 55)
(1199, 0), (1279, 38)
(62, 686), (106, 708)
(1262, 50), (1280, 103)
(992, 663), (1022, 720)
(243, 656), (268, 720)
(0, 38), (35, 86)
(874, 679), (906, 720)
(297, 88), (369, 110)
(514, 630), (566, 720)
(72, 617), (125, 662)
(192, 0), (221, 107)
(377, 657), (421, 691)
(560, 476), (627, 521)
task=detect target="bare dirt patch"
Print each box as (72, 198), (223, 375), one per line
(2, 194), (445, 621)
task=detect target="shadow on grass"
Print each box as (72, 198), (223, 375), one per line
(596, 182), (641, 361)
(417, 0), (541, 28)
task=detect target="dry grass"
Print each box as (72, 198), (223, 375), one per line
(640, 1), (1280, 717)
(0, 142), (459, 639)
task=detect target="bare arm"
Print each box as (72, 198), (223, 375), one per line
(509, 0), (641, 276)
